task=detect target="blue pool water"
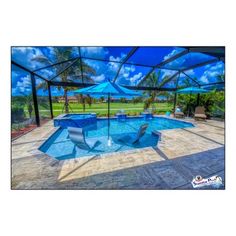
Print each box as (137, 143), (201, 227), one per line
(64, 114), (95, 119)
(39, 117), (194, 160)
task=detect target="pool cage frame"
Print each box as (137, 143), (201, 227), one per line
(11, 46), (225, 127)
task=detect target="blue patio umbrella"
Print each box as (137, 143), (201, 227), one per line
(202, 84), (225, 91)
(74, 81), (142, 145)
(177, 87), (209, 117)
(177, 87), (208, 94)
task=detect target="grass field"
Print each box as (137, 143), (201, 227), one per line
(47, 102), (173, 117)
(22, 102), (173, 118)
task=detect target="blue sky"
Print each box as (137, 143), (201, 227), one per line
(11, 47), (225, 96)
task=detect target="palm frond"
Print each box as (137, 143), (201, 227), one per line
(81, 62), (96, 75)
(36, 81), (48, 91)
(217, 73), (225, 81)
(31, 55), (52, 65)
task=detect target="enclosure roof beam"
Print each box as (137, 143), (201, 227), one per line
(137, 49), (189, 86)
(181, 58), (219, 72)
(183, 46), (225, 60)
(78, 47), (84, 84)
(157, 71), (179, 89)
(27, 47), (225, 75)
(49, 58), (80, 81)
(50, 81), (176, 91)
(113, 47), (139, 82)
(32, 56), (80, 72)
(181, 71), (201, 86)
(32, 55), (158, 72)
(175, 72), (180, 89)
(11, 60), (48, 81)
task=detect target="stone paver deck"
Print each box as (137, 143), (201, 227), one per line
(11, 117), (225, 189)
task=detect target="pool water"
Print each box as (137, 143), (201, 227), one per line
(64, 114), (95, 119)
(39, 117), (194, 160)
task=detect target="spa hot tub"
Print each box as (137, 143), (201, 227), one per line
(54, 113), (97, 128)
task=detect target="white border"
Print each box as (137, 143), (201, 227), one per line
(1, 1), (235, 236)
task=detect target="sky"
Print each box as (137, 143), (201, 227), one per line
(11, 46), (225, 96)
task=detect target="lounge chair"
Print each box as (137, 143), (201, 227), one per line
(194, 106), (207, 121)
(68, 127), (101, 150)
(174, 107), (185, 118)
(118, 123), (149, 144)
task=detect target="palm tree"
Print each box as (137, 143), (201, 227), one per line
(18, 92), (33, 118)
(217, 72), (225, 82)
(177, 76), (200, 114)
(75, 94), (87, 112)
(139, 71), (175, 111)
(32, 47), (96, 113)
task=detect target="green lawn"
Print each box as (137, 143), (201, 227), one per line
(49, 102), (173, 117)
(23, 102), (173, 118)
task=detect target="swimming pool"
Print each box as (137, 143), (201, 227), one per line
(39, 116), (194, 160)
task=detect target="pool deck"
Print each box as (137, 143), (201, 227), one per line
(11, 117), (225, 189)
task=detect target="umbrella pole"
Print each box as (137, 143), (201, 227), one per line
(188, 93), (192, 117)
(108, 93), (111, 146)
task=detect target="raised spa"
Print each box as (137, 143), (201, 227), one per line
(54, 113), (97, 128)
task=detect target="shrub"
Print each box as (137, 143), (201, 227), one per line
(12, 105), (25, 122)
(11, 123), (25, 131)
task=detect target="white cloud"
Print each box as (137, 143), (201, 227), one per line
(11, 70), (22, 83)
(12, 47), (47, 70)
(13, 75), (32, 94)
(124, 65), (135, 72)
(204, 64), (211, 69)
(161, 69), (176, 79)
(164, 49), (178, 61)
(185, 69), (195, 76)
(91, 74), (106, 82)
(163, 49), (186, 68)
(204, 61), (224, 71)
(84, 52), (137, 83)
(16, 75), (31, 87)
(199, 75), (209, 83)
(37, 68), (55, 78)
(108, 58), (120, 72)
(107, 54), (129, 74)
(116, 64), (137, 83)
(130, 72), (143, 85)
(109, 55), (121, 62)
(200, 61), (224, 83)
(81, 47), (108, 58)
(83, 57), (119, 81)
(163, 48), (185, 61)
(123, 73), (129, 78)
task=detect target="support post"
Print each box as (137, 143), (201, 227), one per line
(30, 73), (40, 126)
(48, 82), (53, 119)
(107, 93), (111, 146)
(197, 93), (200, 106)
(173, 92), (177, 113)
(83, 96), (86, 112)
(173, 72), (180, 114)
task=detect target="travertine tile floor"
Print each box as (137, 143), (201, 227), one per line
(11, 117), (225, 189)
